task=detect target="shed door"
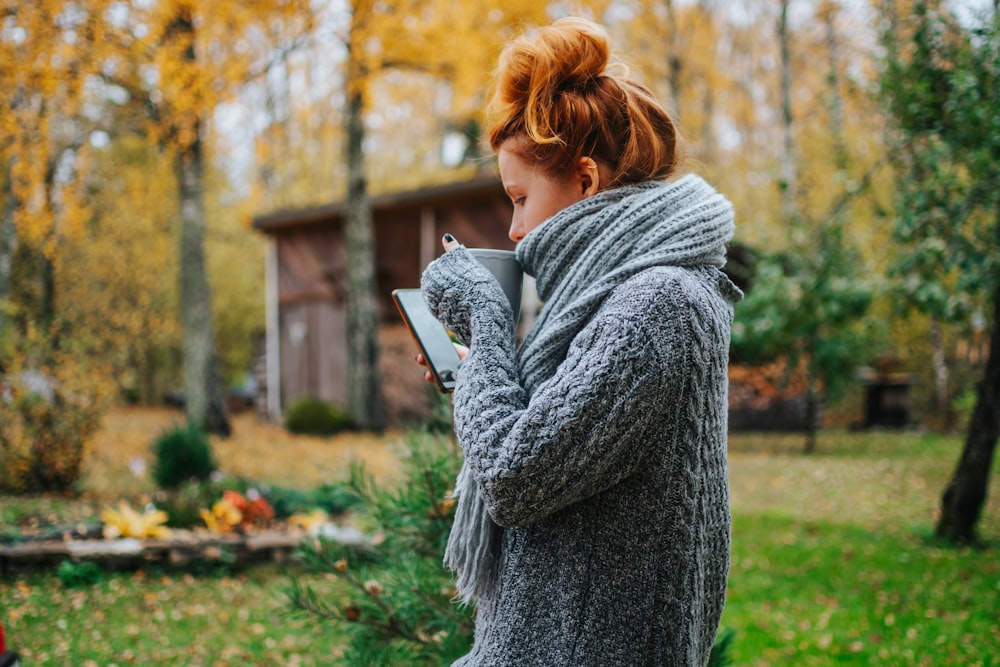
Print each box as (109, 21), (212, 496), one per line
(280, 300), (347, 409)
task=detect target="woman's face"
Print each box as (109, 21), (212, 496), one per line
(498, 142), (593, 243)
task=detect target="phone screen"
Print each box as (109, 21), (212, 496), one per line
(392, 289), (461, 393)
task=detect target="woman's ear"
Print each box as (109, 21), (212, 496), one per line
(576, 156), (601, 197)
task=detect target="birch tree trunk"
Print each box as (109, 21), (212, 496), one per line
(172, 9), (230, 436)
(663, 0), (681, 113)
(778, 0), (819, 452)
(822, 2), (847, 173)
(177, 130), (231, 437)
(928, 318), (950, 420)
(0, 170), (15, 343)
(343, 81), (385, 431)
(778, 0), (798, 223)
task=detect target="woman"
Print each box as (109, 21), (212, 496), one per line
(420, 16), (741, 667)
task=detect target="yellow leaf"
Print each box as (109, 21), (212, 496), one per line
(287, 508), (329, 535)
(201, 499), (243, 533)
(101, 501), (171, 539)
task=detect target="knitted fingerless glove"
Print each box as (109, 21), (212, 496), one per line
(420, 246), (516, 347)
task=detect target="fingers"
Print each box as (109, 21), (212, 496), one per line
(454, 343), (469, 360)
(416, 354), (435, 384)
(442, 232), (459, 253)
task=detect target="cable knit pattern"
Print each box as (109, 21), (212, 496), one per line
(421, 175), (742, 666)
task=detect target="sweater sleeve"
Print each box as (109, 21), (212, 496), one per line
(423, 249), (684, 526)
(457, 309), (671, 526)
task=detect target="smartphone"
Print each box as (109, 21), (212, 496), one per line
(392, 288), (461, 393)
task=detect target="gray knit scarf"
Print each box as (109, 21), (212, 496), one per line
(444, 174), (735, 604)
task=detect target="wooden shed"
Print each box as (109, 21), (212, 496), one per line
(252, 176), (514, 426)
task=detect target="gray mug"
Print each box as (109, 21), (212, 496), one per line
(467, 248), (523, 323)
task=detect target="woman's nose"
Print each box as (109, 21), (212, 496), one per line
(509, 218), (525, 243)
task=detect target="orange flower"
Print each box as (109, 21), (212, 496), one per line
(216, 490), (274, 531)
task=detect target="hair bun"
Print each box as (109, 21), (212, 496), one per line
(496, 18), (611, 98)
(540, 17), (610, 88)
(487, 17), (679, 185)
(492, 18), (612, 144)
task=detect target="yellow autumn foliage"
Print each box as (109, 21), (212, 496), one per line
(0, 0), (917, 424)
(2, 0), (315, 408)
(200, 498), (244, 534)
(101, 502), (172, 540)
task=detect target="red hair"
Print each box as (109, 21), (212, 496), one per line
(486, 17), (679, 186)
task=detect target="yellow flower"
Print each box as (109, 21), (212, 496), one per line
(287, 508), (329, 535)
(101, 501), (171, 539)
(200, 498), (243, 533)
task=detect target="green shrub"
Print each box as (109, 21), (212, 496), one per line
(288, 431), (471, 666)
(151, 423), (217, 490)
(57, 559), (104, 588)
(266, 481), (362, 519)
(156, 479), (218, 528)
(709, 627), (736, 667)
(424, 389), (454, 433)
(284, 397), (352, 436)
(260, 485), (311, 519)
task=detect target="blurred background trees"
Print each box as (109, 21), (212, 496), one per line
(879, 1), (1000, 542)
(1, 0), (996, 536)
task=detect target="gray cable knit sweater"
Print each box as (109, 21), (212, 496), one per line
(422, 176), (741, 667)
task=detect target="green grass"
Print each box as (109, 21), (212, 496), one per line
(1, 566), (343, 665)
(722, 516), (1000, 667)
(2, 426), (999, 664)
(723, 429), (1000, 666)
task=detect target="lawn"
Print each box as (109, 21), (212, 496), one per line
(724, 431), (1000, 666)
(2, 408), (999, 665)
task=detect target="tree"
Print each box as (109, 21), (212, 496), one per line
(2, 2), (285, 437)
(0, 1), (94, 352)
(730, 232), (874, 451)
(729, 0), (878, 452)
(879, 1), (1000, 542)
(59, 135), (180, 404)
(2, 2), (276, 416)
(289, 431), (473, 666)
(0, 3), (122, 494)
(81, 0), (313, 434)
(167, 7), (232, 435)
(341, 1), (387, 432)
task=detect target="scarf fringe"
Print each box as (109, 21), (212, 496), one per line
(444, 461), (503, 606)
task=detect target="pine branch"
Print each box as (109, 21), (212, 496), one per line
(410, 586), (471, 628)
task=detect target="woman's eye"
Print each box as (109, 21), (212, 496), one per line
(513, 197), (525, 206)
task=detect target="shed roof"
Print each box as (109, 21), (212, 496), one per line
(252, 175), (505, 233)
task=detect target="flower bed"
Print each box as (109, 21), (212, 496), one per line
(0, 529), (306, 576)
(0, 488), (370, 577)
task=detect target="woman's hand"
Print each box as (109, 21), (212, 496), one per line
(414, 232), (467, 384)
(416, 344), (469, 385)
